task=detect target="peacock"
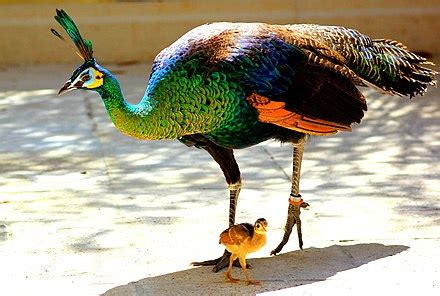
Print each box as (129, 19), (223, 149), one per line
(52, 9), (437, 272)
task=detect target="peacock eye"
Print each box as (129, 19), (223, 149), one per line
(81, 74), (90, 82)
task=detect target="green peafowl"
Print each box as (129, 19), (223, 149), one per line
(52, 9), (437, 272)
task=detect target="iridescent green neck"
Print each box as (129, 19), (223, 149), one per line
(95, 66), (251, 142)
(96, 74), (171, 140)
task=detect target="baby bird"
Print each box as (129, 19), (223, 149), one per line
(219, 218), (268, 285)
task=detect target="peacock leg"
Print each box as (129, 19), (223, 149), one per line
(191, 143), (244, 272)
(271, 138), (309, 255)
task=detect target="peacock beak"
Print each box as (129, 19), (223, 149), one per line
(58, 80), (75, 95)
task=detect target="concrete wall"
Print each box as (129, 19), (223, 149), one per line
(0, 0), (439, 65)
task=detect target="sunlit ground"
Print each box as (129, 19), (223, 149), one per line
(0, 63), (438, 295)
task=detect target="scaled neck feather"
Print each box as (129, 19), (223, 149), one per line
(96, 73), (168, 140)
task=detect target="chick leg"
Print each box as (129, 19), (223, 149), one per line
(239, 256), (260, 285)
(225, 254), (240, 283)
(271, 138), (309, 255)
(192, 143), (244, 272)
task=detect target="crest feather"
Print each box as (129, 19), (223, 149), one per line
(54, 9), (94, 61)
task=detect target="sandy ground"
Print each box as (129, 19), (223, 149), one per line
(0, 62), (439, 295)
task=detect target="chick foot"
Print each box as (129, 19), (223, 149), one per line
(246, 280), (261, 286)
(226, 273), (240, 283)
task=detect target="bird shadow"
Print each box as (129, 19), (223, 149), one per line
(103, 243), (408, 295)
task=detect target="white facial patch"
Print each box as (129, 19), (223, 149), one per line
(72, 67), (103, 89)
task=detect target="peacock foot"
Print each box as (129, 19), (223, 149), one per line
(270, 197), (310, 256)
(191, 250), (249, 272)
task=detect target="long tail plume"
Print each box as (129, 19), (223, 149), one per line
(289, 25), (437, 98)
(369, 39), (437, 97)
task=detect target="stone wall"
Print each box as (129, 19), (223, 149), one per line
(0, 0), (438, 65)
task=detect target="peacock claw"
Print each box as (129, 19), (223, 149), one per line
(300, 201), (310, 209)
(191, 250), (250, 272)
(271, 201), (309, 256)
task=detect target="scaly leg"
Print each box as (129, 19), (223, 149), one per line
(192, 180), (242, 271)
(192, 142), (245, 272)
(271, 138), (309, 255)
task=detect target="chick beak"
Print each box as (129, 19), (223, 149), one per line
(58, 80), (75, 95)
(262, 223), (268, 232)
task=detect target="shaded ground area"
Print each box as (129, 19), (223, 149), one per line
(0, 63), (439, 295)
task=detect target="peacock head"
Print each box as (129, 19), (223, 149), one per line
(52, 9), (107, 95)
(58, 59), (107, 95)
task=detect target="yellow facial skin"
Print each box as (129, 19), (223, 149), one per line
(83, 67), (104, 89)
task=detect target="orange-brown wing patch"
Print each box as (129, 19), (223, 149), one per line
(247, 93), (352, 136)
(219, 225), (250, 246)
(219, 229), (232, 245)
